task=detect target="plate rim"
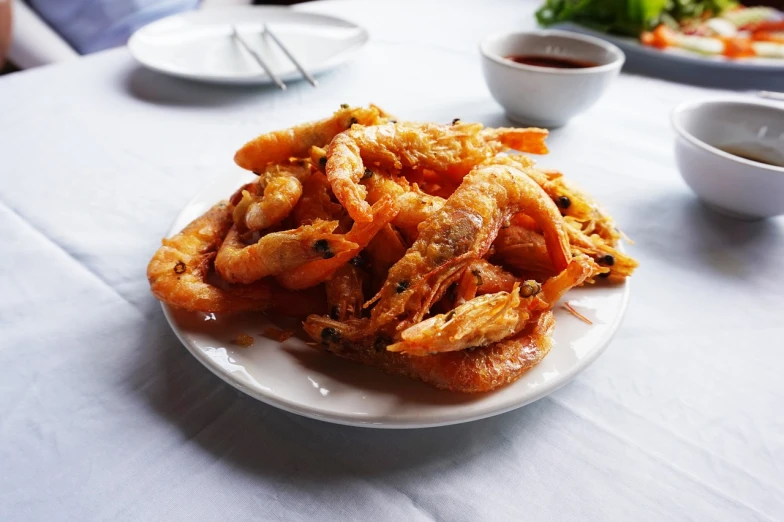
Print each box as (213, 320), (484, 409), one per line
(127, 5), (370, 85)
(160, 165), (631, 429)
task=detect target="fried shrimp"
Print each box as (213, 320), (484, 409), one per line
(275, 196), (399, 290)
(147, 202), (273, 313)
(148, 106), (638, 393)
(303, 310), (555, 393)
(234, 176), (303, 232)
(494, 155), (622, 244)
(493, 221), (636, 283)
(214, 220), (359, 284)
(234, 105), (390, 173)
(326, 121), (548, 221)
(367, 163), (571, 330)
(232, 161), (312, 232)
(387, 256), (599, 355)
(362, 174), (446, 229)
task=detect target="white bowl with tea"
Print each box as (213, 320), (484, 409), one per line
(671, 99), (784, 220)
(479, 30), (625, 127)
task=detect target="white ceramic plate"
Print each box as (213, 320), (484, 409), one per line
(162, 167), (630, 428)
(558, 23), (784, 89)
(128, 7), (368, 85)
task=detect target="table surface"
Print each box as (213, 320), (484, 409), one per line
(2, 1), (783, 520)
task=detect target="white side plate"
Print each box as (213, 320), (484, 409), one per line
(161, 166), (630, 428)
(128, 6), (369, 85)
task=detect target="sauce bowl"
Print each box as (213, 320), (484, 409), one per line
(671, 98), (784, 220)
(480, 30), (625, 127)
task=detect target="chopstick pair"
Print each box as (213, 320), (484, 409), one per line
(230, 25), (317, 90)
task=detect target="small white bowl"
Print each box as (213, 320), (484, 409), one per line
(671, 99), (784, 220)
(479, 30), (625, 127)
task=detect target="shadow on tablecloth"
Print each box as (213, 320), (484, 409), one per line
(122, 66), (278, 108)
(127, 298), (557, 483)
(628, 190), (784, 282)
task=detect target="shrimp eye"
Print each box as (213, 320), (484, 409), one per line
(329, 306), (341, 320)
(321, 327), (341, 344)
(452, 118), (461, 125)
(558, 196), (571, 209)
(362, 168), (373, 179)
(521, 281), (541, 298)
(395, 280), (410, 293)
(601, 254), (615, 266)
(348, 117), (358, 127)
(318, 156), (327, 168)
(599, 271), (611, 279)
(349, 256), (364, 267)
(312, 239), (334, 259)
(173, 261), (186, 274)
(340, 103), (350, 109)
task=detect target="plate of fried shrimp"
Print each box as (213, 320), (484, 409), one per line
(147, 105), (638, 428)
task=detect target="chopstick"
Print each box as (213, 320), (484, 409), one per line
(230, 25), (318, 90)
(264, 24), (318, 87)
(231, 26), (286, 90)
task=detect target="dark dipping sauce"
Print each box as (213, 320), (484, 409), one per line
(505, 54), (598, 69)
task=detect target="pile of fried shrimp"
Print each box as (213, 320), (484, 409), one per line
(147, 104), (638, 393)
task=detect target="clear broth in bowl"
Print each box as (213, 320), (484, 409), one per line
(718, 145), (784, 168)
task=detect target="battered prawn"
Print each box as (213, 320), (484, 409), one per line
(146, 202), (273, 313)
(493, 222), (636, 283)
(275, 196), (399, 290)
(326, 122), (548, 222)
(303, 310), (555, 393)
(234, 104), (391, 173)
(494, 155), (621, 244)
(232, 161), (311, 232)
(362, 174), (446, 229)
(387, 256), (598, 355)
(214, 220), (359, 284)
(366, 163), (571, 330)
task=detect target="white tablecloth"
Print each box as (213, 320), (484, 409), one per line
(1, 1), (783, 520)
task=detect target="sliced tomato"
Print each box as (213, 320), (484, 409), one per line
(751, 31), (784, 44)
(722, 37), (757, 58)
(741, 20), (784, 33)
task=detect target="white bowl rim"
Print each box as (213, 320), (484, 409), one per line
(671, 97), (784, 174)
(479, 29), (625, 75)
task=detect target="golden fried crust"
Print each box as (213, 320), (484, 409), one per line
(308, 311), (554, 393)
